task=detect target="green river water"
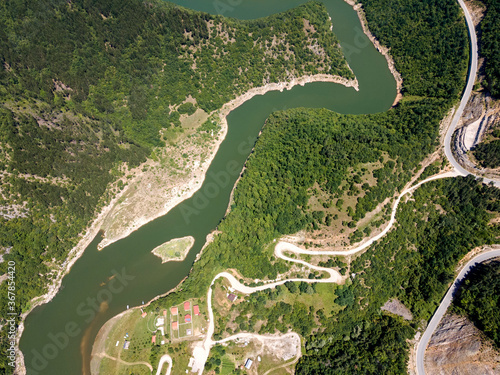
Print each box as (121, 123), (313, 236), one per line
(20, 1), (396, 374)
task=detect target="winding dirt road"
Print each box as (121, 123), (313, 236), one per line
(94, 353), (153, 372)
(187, 171), (459, 374)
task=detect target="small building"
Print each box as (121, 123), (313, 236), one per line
(163, 309), (167, 316)
(227, 294), (237, 302)
(244, 359), (253, 369)
(158, 327), (165, 336)
(184, 301), (190, 311)
(171, 306), (178, 315)
(151, 335), (156, 344)
(123, 341), (130, 350)
(141, 312), (147, 318)
(186, 328), (192, 336)
(172, 321), (178, 330)
(156, 317), (165, 326)
(193, 305), (200, 316)
(185, 314), (192, 323)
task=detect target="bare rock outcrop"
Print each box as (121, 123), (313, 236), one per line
(460, 92), (489, 127)
(381, 298), (413, 320)
(453, 91), (500, 175)
(424, 313), (500, 375)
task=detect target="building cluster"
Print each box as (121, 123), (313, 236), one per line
(171, 301), (200, 332)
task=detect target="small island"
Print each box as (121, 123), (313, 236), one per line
(151, 236), (195, 263)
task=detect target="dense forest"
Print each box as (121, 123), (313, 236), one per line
(452, 259), (500, 347)
(0, 1), (354, 371)
(473, 139), (500, 167)
(473, 127), (500, 168)
(359, 0), (468, 98)
(480, 0), (500, 97)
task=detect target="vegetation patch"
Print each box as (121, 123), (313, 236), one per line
(214, 282), (343, 340)
(473, 132), (500, 168)
(480, 0), (500, 97)
(98, 357), (151, 375)
(452, 259), (500, 347)
(151, 236), (195, 263)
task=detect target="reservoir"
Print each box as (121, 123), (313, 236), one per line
(20, 0), (396, 374)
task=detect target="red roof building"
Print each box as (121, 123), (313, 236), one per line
(141, 312), (147, 318)
(163, 309), (167, 316)
(170, 307), (178, 315)
(228, 294), (237, 302)
(184, 301), (190, 311)
(185, 314), (192, 323)
(172, 321), (178, 330)
(193, 305), (200, 316)
(151, 335), (156, 344)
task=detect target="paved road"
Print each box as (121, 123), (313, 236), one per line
(444, 0), (500, 188)
(415, 1), (500, 373)
(415, 249), (500, 375)
(178, 1), (494, 373)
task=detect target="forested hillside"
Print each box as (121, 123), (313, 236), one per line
(0, 1), (354, 370)
(480, 0), (500, 97)
(359, 0), (468, 98)
(2, 0), (489, 372)
(296, 176), (500, 373)
(473, 136), (500, 168)
(181, 99), (450, 283)
(453, 259), (500, 347)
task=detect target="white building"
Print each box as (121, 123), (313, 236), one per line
(244, 359), (253, 369)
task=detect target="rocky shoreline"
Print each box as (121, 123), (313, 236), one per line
(344, 0), (403, 106)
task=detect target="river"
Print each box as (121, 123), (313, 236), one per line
(19, 1), (396, 374)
